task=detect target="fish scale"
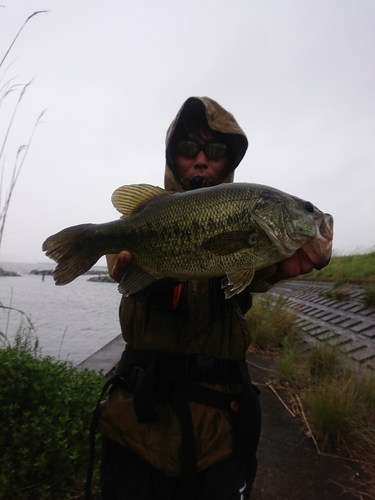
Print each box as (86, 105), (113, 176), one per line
(121, 191), (252, 276)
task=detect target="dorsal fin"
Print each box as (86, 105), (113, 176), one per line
(111, 184), (167, 217)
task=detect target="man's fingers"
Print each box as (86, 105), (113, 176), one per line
(111, 251), (133, 283)
(296, 248), (315, 275)
(278, 253), (301, 279)
(259, 249), (315, 287)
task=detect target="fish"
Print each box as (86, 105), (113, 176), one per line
(42, 182), (333, 298)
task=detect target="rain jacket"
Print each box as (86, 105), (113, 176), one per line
(100, 97), (260, 477)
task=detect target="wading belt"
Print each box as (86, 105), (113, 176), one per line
(85, 345), (261, 499)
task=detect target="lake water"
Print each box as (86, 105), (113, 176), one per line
(0, 262), (124, 365)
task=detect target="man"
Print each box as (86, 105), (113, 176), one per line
(100, 97), (315, 499)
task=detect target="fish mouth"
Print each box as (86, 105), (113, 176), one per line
(302, 213), (334, 269)
(180, 176), (220, 190)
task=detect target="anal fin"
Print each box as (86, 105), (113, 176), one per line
(118, 265), (158, 295)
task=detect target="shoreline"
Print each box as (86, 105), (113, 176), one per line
(76, 334), (125, 375)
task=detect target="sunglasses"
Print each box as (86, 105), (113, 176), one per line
(177, 140), (227, 159)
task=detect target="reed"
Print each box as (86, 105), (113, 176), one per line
(0, 11), (46, 252)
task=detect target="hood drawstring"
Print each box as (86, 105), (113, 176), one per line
(172, 283), (183, 310)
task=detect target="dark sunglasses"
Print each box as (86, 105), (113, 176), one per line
(177, 140), (227, 159)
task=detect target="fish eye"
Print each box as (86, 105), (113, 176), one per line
(304, 201), (314, 213)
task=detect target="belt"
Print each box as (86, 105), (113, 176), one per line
(156, 352), (241, 385)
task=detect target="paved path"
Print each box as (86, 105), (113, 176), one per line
(269, 280), (375, 370)
(76, 334), (125, 374)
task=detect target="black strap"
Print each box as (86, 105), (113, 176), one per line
(118, 345), (241, 385)
(85, 373), (123, 500)
(169, 379), (198, 483)
(232, 361), (262, 461)
(133, 358), (159, 423)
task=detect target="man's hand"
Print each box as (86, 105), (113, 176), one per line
(106, 251), (133, 283)
(250, 248), (315, 291)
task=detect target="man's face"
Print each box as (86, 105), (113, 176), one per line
(174, 130), (228, 187)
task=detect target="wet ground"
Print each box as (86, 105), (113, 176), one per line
(247, 351), (374, 500)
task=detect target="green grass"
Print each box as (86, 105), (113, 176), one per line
(302, 250), (375, 306)
(320, 279), (350, 301)
(302, 251), (375, 282)
(275, 337), (302, 383)
(246, 295), (300, 350)
(307, 342), (342, 379)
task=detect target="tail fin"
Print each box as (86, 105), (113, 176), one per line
(42, 224), (99, 285)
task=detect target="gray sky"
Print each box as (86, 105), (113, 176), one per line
(1, 0), (374, 265)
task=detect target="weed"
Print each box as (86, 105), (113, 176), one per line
(321, 279), (350, 301)
(246, 295), (300, 350)
(362, 282), (375, 308)
(275, 337), (302, 383)
(308, 342), (342, 379)
(302, 370), (375, 451)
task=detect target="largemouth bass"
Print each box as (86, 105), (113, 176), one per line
(42, 183), (333, 298)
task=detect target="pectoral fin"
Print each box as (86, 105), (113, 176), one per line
(118, 264), (159, 295)
(203, 230), (256, 256)
(221, 268), (256, 298)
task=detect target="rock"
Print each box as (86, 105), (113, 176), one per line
(87, 275), (115, 283)
(29, 269), (54, 275)
(0, 268), (20, 277)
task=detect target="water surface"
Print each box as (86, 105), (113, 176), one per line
(0, 262), (123, 365)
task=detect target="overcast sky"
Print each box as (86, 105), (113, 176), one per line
(1, 0), (374, 266)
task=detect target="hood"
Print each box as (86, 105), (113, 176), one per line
(164, 97), (248, 192)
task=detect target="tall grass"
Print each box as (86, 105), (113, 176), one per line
(302, 370), (375, 450)
(0, 11), (46, 251)
(0, 299), (39, 352)
(246, 295), (300, 349)
(307, 342), (341, 379)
